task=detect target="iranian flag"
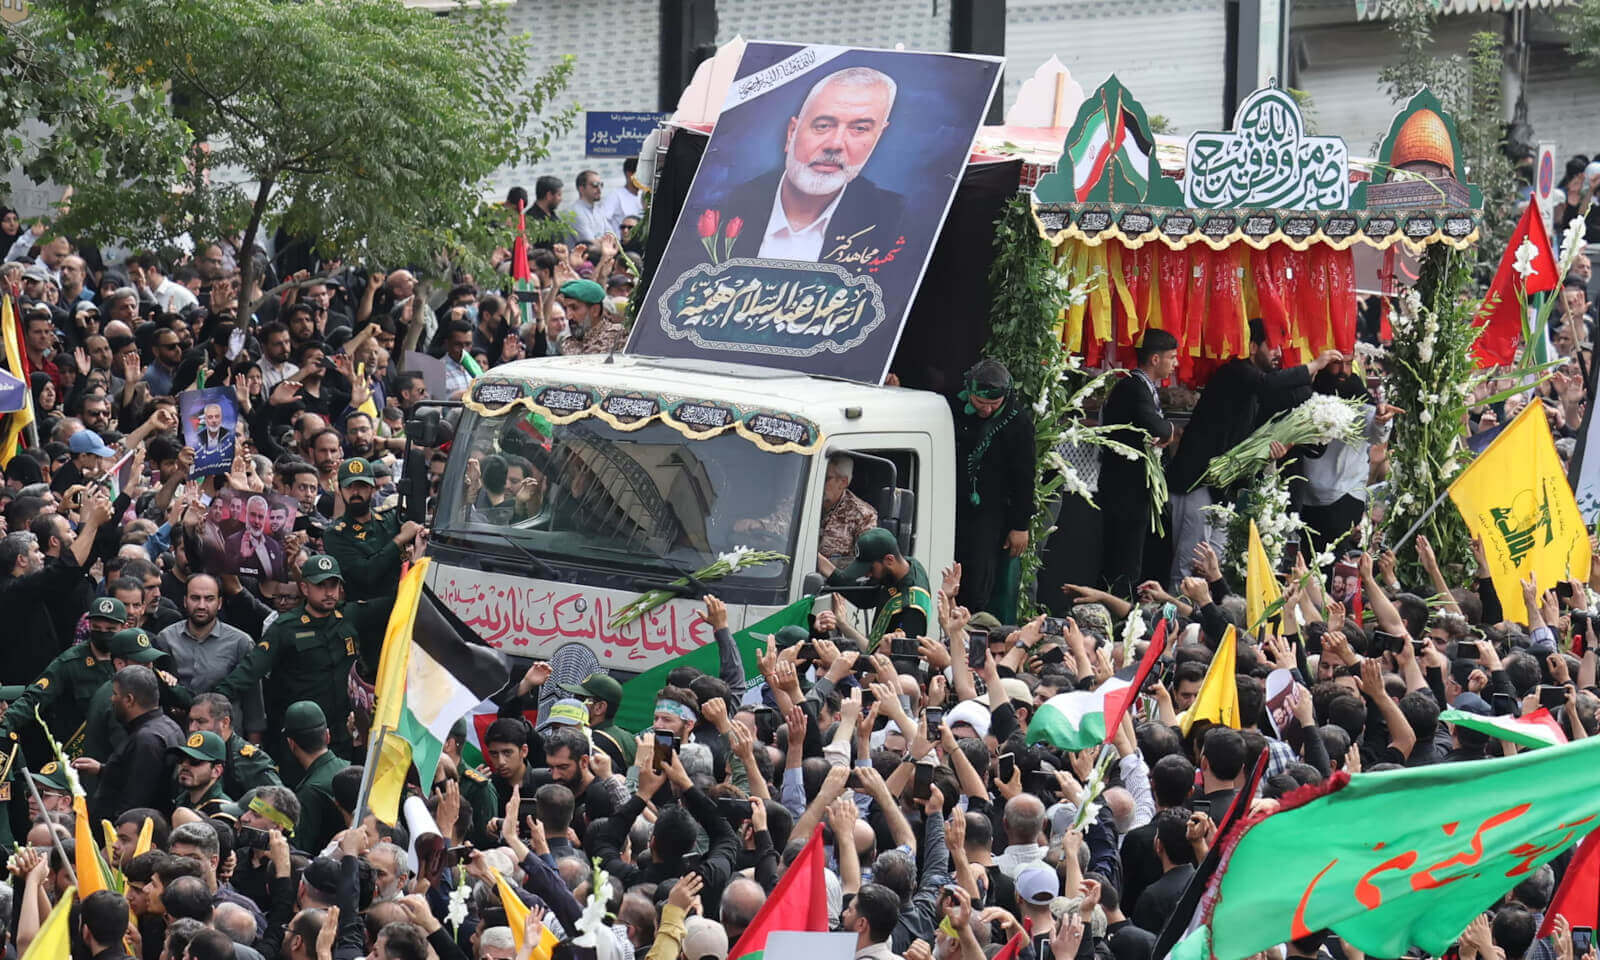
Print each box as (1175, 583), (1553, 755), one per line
(366, 559), (511, 825)
(1198, 735), (1600, 960)
(1440, 707), (1567, 750)
(728, 824), (829, 960)
(1027, 677), (1133, 751)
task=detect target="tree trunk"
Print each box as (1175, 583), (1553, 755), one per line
(236, 173), (274, 321)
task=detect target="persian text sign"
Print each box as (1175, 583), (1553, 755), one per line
(585, 111), (668, 157)
(1206, 739), (1600, 960)
(428, 563), (765, 671)
(654, 260), (885, 358)
(1183, 88), (1350, 211)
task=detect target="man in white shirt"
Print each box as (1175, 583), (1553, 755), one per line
(603, 157), (646, 236)
(572, 170), (610, 244)
(139, 254), (200, 313)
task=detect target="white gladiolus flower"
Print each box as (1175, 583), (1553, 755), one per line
(1419, 409), (1433, 424)
(1562, 218), (1587, 274)
(446, 877), (470, 928)
(1512, 238), (1540, 282)
(574, 869), (615, 947)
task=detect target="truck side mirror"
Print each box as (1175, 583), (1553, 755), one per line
(405, 408), (453, 448)
(802, 571), (826, 596)
(891, 488), (916, 556)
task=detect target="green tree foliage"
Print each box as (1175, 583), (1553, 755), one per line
(14, 0), (575, 304)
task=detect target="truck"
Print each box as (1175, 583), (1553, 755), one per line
(414, 352), (955, 679)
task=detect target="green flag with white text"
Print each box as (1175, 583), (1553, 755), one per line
(1203, 737), (1600, 960)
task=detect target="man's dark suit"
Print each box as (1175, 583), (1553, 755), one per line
(707, 170), (906, 268)
(1166, 359), (1312, 495)
(1099, 371), (1173, 594)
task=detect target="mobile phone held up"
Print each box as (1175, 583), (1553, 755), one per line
(912, 763), (933, 801)
(653, 730), (677, 772)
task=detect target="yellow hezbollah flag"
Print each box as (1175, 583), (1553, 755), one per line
(21, 884), (74, 959)
(0, 296), (33, 467)
(366, 557), (430, 826)
(1448, 402), (1590, 625)
(1245, 519), (1281, 631)
(1180, 625), (1240, 736)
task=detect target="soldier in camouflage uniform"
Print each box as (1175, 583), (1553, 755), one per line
(556, 280), (627, 355)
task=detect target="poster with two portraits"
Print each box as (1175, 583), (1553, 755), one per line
(180, 386), (297, 581)
(628, 44), (1002, 384)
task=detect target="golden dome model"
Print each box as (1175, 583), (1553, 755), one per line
(1391, 109), (1456, 175)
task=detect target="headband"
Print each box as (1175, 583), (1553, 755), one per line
(654, 699), (696, 722)
(249, 795), (295, 834)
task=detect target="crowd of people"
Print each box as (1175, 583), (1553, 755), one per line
(0, 146), (1592, 960)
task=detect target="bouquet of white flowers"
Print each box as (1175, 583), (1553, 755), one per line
(1196, 394), (1366, 491)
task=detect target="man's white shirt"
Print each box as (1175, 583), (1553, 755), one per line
(757, 181), (847, 262)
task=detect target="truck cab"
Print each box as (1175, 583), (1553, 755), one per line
(421, 353), (954, 677)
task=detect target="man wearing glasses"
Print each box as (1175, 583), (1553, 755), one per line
(144, 328), (183, 395)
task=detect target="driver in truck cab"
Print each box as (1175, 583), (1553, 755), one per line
(820, 526), (932, 644)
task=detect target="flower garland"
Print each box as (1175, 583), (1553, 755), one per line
(985, 196), (1169, 616)
(1378, 247), (1490, 583)
(1203, 463), (1310, 585)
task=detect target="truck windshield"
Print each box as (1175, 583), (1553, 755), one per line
(435, 410), (808, 584)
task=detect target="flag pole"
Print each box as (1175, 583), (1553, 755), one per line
(1390, 486), (1453, 553)
(350, 726), (388, 830)
(19, 767), (77, 887)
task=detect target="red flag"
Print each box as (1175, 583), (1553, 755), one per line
(729, 824), (830, 960)
(1102, 616), (1168, 745)
(1538, 827), (1600, 937)
(511, 200), (532, 284)
(991, 929), (1027, 960)
(1473, 200), (1560, 367)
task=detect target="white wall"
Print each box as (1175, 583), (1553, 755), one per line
(1005, 0), (1229, 135)
(480, 0), (662, 206)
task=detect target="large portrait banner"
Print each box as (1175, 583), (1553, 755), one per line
(628, 42), (1003, 384)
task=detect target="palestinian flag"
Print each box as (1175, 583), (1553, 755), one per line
(729, 824), (829, 960)
(367, 558), (511, 825)
(1439, 707), (1567, 750)
(1066, 88), (1152, 202)
(615, 595), (815, 732)
(1027, 677), (1133, 751)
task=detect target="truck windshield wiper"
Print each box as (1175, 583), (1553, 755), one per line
(438, 528), (561, 581)
(629, 558), (712, 599)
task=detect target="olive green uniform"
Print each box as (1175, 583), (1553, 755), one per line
(0, 645), (115, 758)
(174, 777), (233, 817)
(224, 733), (282, 798)
(826, 528), (934, 645)
(214, 605), (364, 761)
(323, 509), (405, 603)
(294, 749), (351, 854)
(460, 766), (501, 849)
(827, 561), (934, 643)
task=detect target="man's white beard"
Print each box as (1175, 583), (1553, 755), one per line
(784, 141), (864, 198)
